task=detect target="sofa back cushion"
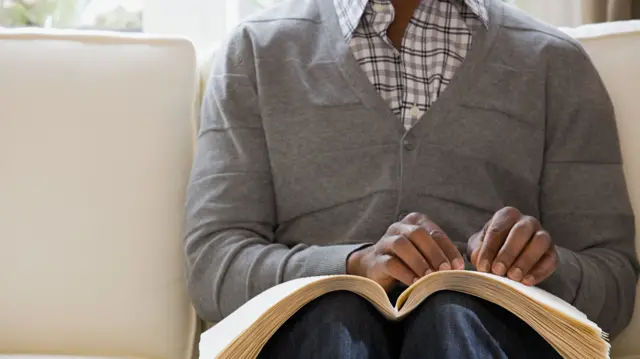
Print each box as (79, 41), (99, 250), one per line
(564, 20), (640, 358)
(0, 29), (198, 359)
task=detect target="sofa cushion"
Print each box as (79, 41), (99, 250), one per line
(563, 20), (640, 358)
(0, 29), (198, 359)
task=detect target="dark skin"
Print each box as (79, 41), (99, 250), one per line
(347, 212), (466, 291)
(388, 0), (422, 49)
(347, 208), (558, 290)
(346, 2), (559, 290)
(468, 207), (558, 286)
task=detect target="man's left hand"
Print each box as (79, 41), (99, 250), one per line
(467, 207), (558, 286)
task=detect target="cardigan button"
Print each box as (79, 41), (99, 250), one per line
(403, 138), (415, 151)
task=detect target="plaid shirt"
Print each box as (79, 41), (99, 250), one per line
(334, 0), (488, 129)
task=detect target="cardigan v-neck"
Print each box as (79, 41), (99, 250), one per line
(316, 0), (503, 137)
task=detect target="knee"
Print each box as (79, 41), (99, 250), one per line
(310, 291), (371, 316)
(261, 291), (390, 358)
(415, 291), (487, 326)
(304, 292), (375, 322)
(426, 291), (484, 309)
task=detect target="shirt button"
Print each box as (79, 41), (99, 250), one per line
(410, 105), (420, 119)
(372, 3), (384, 12)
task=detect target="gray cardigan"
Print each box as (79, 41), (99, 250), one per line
(184, 0), (638, 336)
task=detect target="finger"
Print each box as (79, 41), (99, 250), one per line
(379, 254), (419, 287)
(477, 207), (521, 272)
(417, 217), (464, 270)
(522, 248), (558, 286)
(399, 212), (427, 225)
(468, 222), (488, 267)
(491, 217), (539, 276)
(395, 223), (450, 274)
(383, 235), (430, 279)
(508, 230), (552, 282)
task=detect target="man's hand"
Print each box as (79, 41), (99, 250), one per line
(347, 213), (464, 291)
(468, 207), (558, 286)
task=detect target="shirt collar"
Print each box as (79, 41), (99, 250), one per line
(333, 0), (489, 41)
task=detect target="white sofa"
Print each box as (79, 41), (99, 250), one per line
(560, 21), (640, 359)
(1, 20), (639, 359)
(0, 30), (199, 359)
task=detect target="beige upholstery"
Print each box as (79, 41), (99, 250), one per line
(562, 20), (640, 359)
(0, 29), (198, 359)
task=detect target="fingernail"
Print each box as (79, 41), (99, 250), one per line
(523, 275), (535, 285)
(452, 258), (464, 270)
(492, 262), (507, 276)
(439, 262), (451, 271)
(425, 269), (433, 276)
(479, 260), (490, 272)
(509, 268), (523, 282)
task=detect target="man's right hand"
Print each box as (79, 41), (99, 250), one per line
(346, 213), (465, 291)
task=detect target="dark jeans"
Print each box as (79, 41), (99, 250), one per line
(258, 290), (562, 359)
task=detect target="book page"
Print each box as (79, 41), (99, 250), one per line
(475, 272), (590, 323)
(403, 271), (593, 327)
(199, 276), (330, 359)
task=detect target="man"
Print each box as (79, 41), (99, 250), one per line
(185, 0), (639, 357)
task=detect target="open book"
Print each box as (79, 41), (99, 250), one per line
(199, 271), (610, 359)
